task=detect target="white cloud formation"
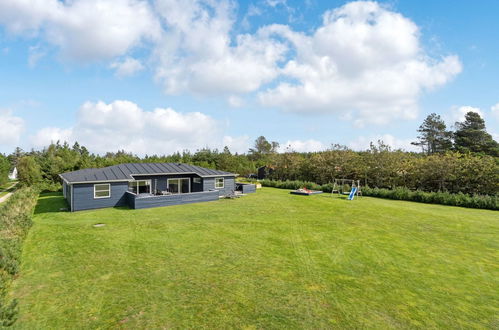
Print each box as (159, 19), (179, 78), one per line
(31, 127), (73, 147)
(349, 134), (418, 152)
(0, 0), (461, 127)
(451, 105), (484, 123)
(279, 139), (326, 152)
(0, 110), (25, 146)
(258, 1), (462, 126)
(153, 0), (287, 95)
(31, 100), (248, 155)
(491, 103), (499, 120)
(0, 0), (161, 61)
(222, 135), (251, 154)
(110, 57), (145, 77)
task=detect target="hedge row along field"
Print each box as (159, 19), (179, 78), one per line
(260, 179), (499, 210)
(0, 187), (38, 326)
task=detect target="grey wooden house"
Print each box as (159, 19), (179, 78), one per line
(60, 163), (238, 212)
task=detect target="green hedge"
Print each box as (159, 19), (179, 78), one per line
(0, 187), (39, 327)
(260, 179), (499, 211)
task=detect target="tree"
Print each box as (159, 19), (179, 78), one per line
(412, 113), (452, 154)
(454, 111), (499, 156)
(248, 136), (279, 161)
(0, 154), (10, 185)
(17, 156), (42, 186)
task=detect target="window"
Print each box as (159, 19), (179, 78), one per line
(94, 184), (110, 199)
(168, 178), (190, 194)
(128, 180), (151, 194)
(215, 177), (224, 189)
(193, 177), (201, 184)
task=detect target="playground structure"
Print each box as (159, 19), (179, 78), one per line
(331, 179), (362, 200)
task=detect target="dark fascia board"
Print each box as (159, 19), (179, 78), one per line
(130, 172), (236, 178)
(60, 172), (236, 184)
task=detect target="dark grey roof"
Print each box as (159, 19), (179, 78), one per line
(60, 163), (235, 183)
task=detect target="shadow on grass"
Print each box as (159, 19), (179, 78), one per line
(34, 192), (69, 214)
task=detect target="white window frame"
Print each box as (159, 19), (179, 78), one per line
(128, 180), (152, 195)
(167, 178), (191, 194)
(215, 177), (224, 189)
(193, 177), (201, 184)
(94, 183), (111, 199)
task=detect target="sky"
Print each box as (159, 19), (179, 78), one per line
(0, 0), (498, 156)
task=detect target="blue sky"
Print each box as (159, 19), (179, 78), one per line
(0, 0), (498, 155)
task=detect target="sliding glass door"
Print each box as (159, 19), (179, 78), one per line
(168, 178), (190, 194)
(128, 180), (151, 194)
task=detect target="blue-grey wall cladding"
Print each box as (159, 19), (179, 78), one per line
(72, 182), (129, 211)
(203, 176), (235, 196)
(129, 190), (220, 209)
(132, 174), (204, 193)
(236, 183), (256, 194)
(63, 181), (71, 205)
(70, 176), (236, 211)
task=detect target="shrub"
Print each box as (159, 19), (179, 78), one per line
(261, 180), (498, 210)
(0, 187), (38, 326)
(361, 186), (498, 210)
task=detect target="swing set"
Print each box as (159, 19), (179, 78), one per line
(331, 179), (362, 200)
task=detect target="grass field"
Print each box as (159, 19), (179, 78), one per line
(12, 188), (499, 328)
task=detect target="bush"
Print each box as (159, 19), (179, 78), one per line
(37, 181), (62, 193)
(361, 186), (498, 210)
(260, 180), (499, 210)
(0, 187), (39, 326)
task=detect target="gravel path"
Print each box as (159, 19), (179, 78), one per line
(0, 182), (18, 204)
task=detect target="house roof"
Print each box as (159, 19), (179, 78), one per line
(60, 163), (236, 184)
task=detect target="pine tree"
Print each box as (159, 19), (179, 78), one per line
(412, 113), (453, 154)
(454, 111), (499, 156)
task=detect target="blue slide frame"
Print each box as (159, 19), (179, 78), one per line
(348, 187), (357, 200)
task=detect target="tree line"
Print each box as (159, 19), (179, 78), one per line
(1, 111), (497, 195)
(412, 111), (498, 156)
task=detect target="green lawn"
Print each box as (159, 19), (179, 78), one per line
(12, 188), (499, 329)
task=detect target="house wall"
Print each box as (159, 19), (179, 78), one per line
(62, 181), (73, 210)
(203, 176), (235, 196)
(236, 183), (256, 194)
(72, 182), (129, 211)
(129, 190), (219, 209)
(70, 175), (235, 211)
(132, 174), (204, 193)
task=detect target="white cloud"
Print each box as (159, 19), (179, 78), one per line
(451, 105), (484, 123)
(0, 0), (461, 128)
(266, 0), (288, 7)
(31, 127), (73, 147)
(153, 0), (288, 95)
(349, 134), (418, 152)
(258, 1), (462, 126)
(110, 57), (144, 77)
(0, 110), (25, 146)
(31, 100), (248, 156)
(279, 139), (326, 152)
(491, 103), (499, 120)
(222, 135), (250, 154)
(227, 95), (244, 108)
(0, 0), (161, 61)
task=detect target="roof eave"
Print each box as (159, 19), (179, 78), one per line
(64, 179), (133, 184)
